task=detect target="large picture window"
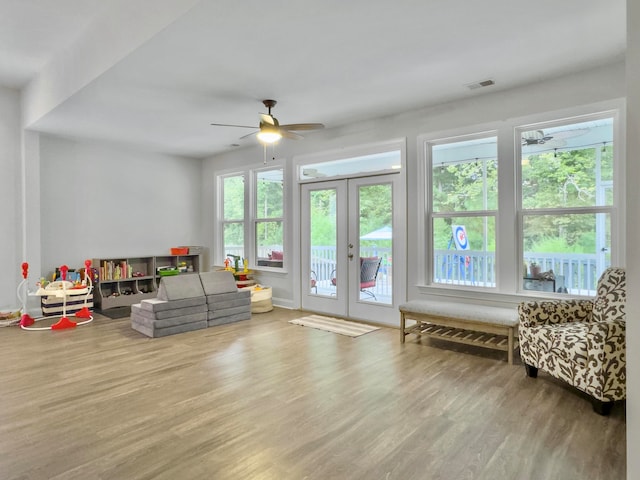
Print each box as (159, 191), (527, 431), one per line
(423, 109), (620, 296)
(429, 134), (498, 287)
(519, 115), (615, 295)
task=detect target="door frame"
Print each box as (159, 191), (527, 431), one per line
(300, 173), (405, 326)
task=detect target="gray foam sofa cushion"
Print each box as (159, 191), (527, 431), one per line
(208, 305), (251, 319)
(131, 311), (208, 329)
(157, 274), (206, 301)
(131, 319), (208, 338)
(139, 297), (206, 312)
(199, 271), (238, 295)
(132, 303), (207, 320)
(208, 312), (251, 327)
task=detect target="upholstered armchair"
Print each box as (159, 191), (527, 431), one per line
(518, 267), (626, 415)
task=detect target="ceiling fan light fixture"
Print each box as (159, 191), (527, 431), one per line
(257, 124), (282, 144)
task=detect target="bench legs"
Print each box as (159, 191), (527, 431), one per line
(400, 313), (518, 365)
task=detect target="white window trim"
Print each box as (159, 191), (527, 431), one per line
(425, 131), (499, 289)
(215, 160), (287, 271)
(416, 100), (625, 303)
(252, 164), (286, 272)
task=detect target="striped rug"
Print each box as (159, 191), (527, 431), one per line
(289, 314), (380, 337)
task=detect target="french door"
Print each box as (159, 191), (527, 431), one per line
(301, 174), (403, 326)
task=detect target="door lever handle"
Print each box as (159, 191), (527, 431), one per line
(348, 253), (354, 260)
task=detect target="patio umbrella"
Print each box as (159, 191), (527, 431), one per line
(360, 225), (392, 240)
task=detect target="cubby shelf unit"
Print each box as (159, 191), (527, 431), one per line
(93, 254), (201, 310)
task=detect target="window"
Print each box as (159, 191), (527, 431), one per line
(255, 168), (285, 268)
(217, 166), (286, 269)
(221, 174), (245, 262)
(428, 134), (498, 287)
(519, 115), (615, 295)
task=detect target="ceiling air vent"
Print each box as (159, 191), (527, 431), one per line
(465, 79), (495, 90)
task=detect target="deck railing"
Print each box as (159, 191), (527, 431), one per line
(434, 250), (601, 294)
(225, 246), (602, 296)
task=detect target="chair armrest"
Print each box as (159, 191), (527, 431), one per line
(587, 319), (626, 356)
(518, 300), (593, 328)
(586, 320), (626, 400)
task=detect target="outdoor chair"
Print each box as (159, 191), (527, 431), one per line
(518, 267), (626, 415)
(329, 256), (382, 300)
(359, 256), (382, 299)
(310, 270), (318, 294)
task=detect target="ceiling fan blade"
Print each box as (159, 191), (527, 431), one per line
(238, 130), (259, 140)
(280, 130), (303, 140)
(210, 122), (257, 129)
(280, 123), (325, 131)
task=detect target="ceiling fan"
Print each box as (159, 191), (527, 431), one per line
(521, 130), (553, 145)
(210, 99), (324, 144)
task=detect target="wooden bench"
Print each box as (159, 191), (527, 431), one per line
(399, 300), (519, 364)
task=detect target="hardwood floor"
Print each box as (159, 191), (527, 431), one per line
(0, 309), (626, 480)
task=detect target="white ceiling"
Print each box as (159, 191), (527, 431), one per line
(1, 0), (626, 159)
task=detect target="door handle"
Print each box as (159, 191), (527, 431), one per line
(348, 253), (354, 260)
(348, 243), (354, 249)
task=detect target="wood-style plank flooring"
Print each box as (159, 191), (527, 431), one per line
(0, 309), (626, 480)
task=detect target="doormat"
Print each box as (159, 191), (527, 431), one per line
(288, 315), (380, 337)
(97, 306), (131, 319)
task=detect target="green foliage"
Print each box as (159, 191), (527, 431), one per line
(431, 144), (612, 256)
(358, 184), (392, 238)
(522, 149), (601, 209)
(431, 159), (497, 251)
(223, 221), (244, 250)
(310, 189), (337, 246)
(222, 175), (244, 220)
(256, 221), (283, 249)
(308, 184), (393, 247)
(432, 159), (497, 212)
(256, 171), (283, 219)
(433, 217), (495, 251)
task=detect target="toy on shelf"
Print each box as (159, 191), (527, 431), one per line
(21, 260), (94, 331)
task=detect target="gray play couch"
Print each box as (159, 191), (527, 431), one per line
(131, 271), (251, 338)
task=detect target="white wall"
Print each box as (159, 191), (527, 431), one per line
(626, 1), (639, 478)
(203, 62), (626, 309)
(22, 0), (200, 128)
(0, 86), (21, 308)
(38, 136), (203, 276)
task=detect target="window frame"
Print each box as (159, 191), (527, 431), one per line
(215, 161), (287, 271)
(219, 172), (247, 266)
(515, 110), (621, 294)
(253, 165), (286, 270)
(425, 131), (499, 289)
(418, 103), (624, 299)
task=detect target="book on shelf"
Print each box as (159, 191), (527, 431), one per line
(100, 260), (132, 281)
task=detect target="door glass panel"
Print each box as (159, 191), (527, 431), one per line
(309, 188), (337, 296)
(358, 183), (392, 304)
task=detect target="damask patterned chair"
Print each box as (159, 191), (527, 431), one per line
(518, 267), (626, 415)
